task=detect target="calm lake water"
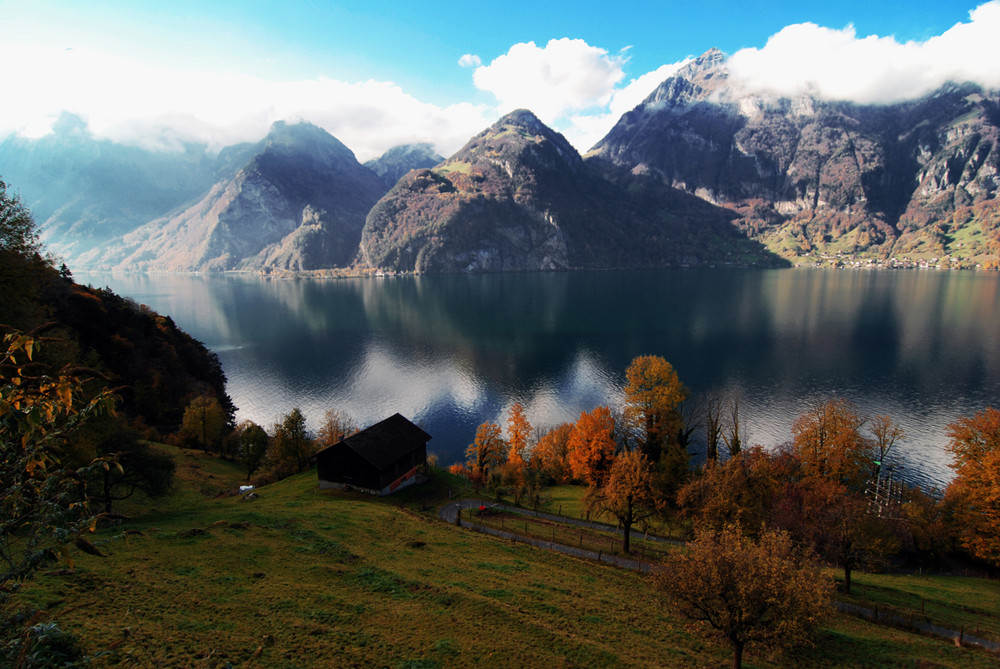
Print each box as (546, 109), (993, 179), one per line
(79, 268), (1000, 489)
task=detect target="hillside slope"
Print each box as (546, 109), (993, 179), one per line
(15, 455), (999, 668)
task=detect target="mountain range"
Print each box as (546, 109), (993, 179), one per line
(1, 50), (997, 272)
(592, 50), (1000, 267)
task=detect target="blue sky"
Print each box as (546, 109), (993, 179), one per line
(1, 0), (997, 159)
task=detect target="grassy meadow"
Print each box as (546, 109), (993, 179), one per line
(14, 445), (1000, 668)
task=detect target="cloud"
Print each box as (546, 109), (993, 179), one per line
(0, 42), (492, 161)
(467, 38), (689, 152)
(558, 60), (692, 152)
(472, 38), (627, 122)
(458, 53), (481, 68)
(728, 0), (1000, 104)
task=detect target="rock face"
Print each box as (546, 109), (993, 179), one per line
(84, 122), (388, 271)
(591, 50), (1000, 264)
(365, 143), (444, 187)
(359, 109), (780, 272)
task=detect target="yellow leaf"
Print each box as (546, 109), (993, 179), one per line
(59, 544), (75, 569)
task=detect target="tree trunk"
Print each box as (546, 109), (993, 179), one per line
(622, 498), (633, 554)
(102, 468), (113, 515)
(732, 641), (744, 669)
(843, 563), (852, 595)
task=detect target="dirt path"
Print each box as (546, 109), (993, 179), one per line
(437, 498), (660, 572)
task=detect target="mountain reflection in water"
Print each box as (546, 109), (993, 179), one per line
(79, 268), (1000, 489)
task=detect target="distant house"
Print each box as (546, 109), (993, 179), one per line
(315, 413), (430, 495)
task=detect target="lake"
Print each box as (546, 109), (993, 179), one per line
(78, 268), (1000, 489)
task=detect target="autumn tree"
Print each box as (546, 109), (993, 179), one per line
(505, 402), (531, 468)
(868, 414), (904, 478)
(267, 407), (313, 476)
(236, 420), (269, 482)
(315, 408), (358, 450)
(531, 422), (573, 484)
(704, 395), (724, 462)
(655, 523), (831, 669)
(905, 485), (959, 565)
(945, 407), (1000, 565)
(773, 473), (899, 594)
(790, 398), (869, 488)
(722, 397), (746, 458)
(1, 331), (117, 663)
(502, 402), (531, 494)
(567, 406), (617, 487)
(677, 446), (783, 536)
(178, 394), (228, 454)
(466, 421), (506, 487)
(623, 355), (688, 462)
(592, 449), (659, 553)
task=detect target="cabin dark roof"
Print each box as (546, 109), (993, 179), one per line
(319, 413), (431, 470)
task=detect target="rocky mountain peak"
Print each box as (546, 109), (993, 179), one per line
(681, 48), (727, 77)
(364, 142), (444, 187)
(256, 120), (359, 171)
(645, 49), (730, 108)
(453, 108), (582, 172)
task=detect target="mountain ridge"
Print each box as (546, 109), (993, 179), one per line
(358, 109), (782, 272)
(2, 50), (998, 272)
(591, 51), (1000, 266)
(80, 121), (389, 272)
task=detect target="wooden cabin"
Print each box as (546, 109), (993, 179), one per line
(315, 413), (430, 495)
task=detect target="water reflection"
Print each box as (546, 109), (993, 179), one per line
(77, 269), (1000, 488)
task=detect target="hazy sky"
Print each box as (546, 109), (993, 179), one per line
(2, 0), (998, 160)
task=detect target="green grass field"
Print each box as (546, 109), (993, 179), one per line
(14, 445), (1000, 668)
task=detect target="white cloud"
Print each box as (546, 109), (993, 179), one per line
(472, 38), (627, 123)
(468, 38), (690, 152)
(0, 42), (492, 161)
(458, 53), (481, 68)
(559, 60), (692, 152)
(728, 0), (1000, 104)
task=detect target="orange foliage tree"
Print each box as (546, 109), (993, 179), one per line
(945, 407), (1000, 565)
(623, 355), (688, 461)
(790, 398), (869, 488)
(503, 402), (531, 487)
(465, 421), (506, 488)
(772, 471), (899, 595)
(593, 448), (659, 553)
(655, 523), (831, 669)
(531, 423), (573, 484)
(567, 406), (617, 487)
(677, 446), (784, 536)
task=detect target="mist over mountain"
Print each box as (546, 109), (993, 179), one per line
(80, 121), (388, 272)
(365, 143), (445, 188)
(0, 113), (240, 262)
(2, 48), (998, 272)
